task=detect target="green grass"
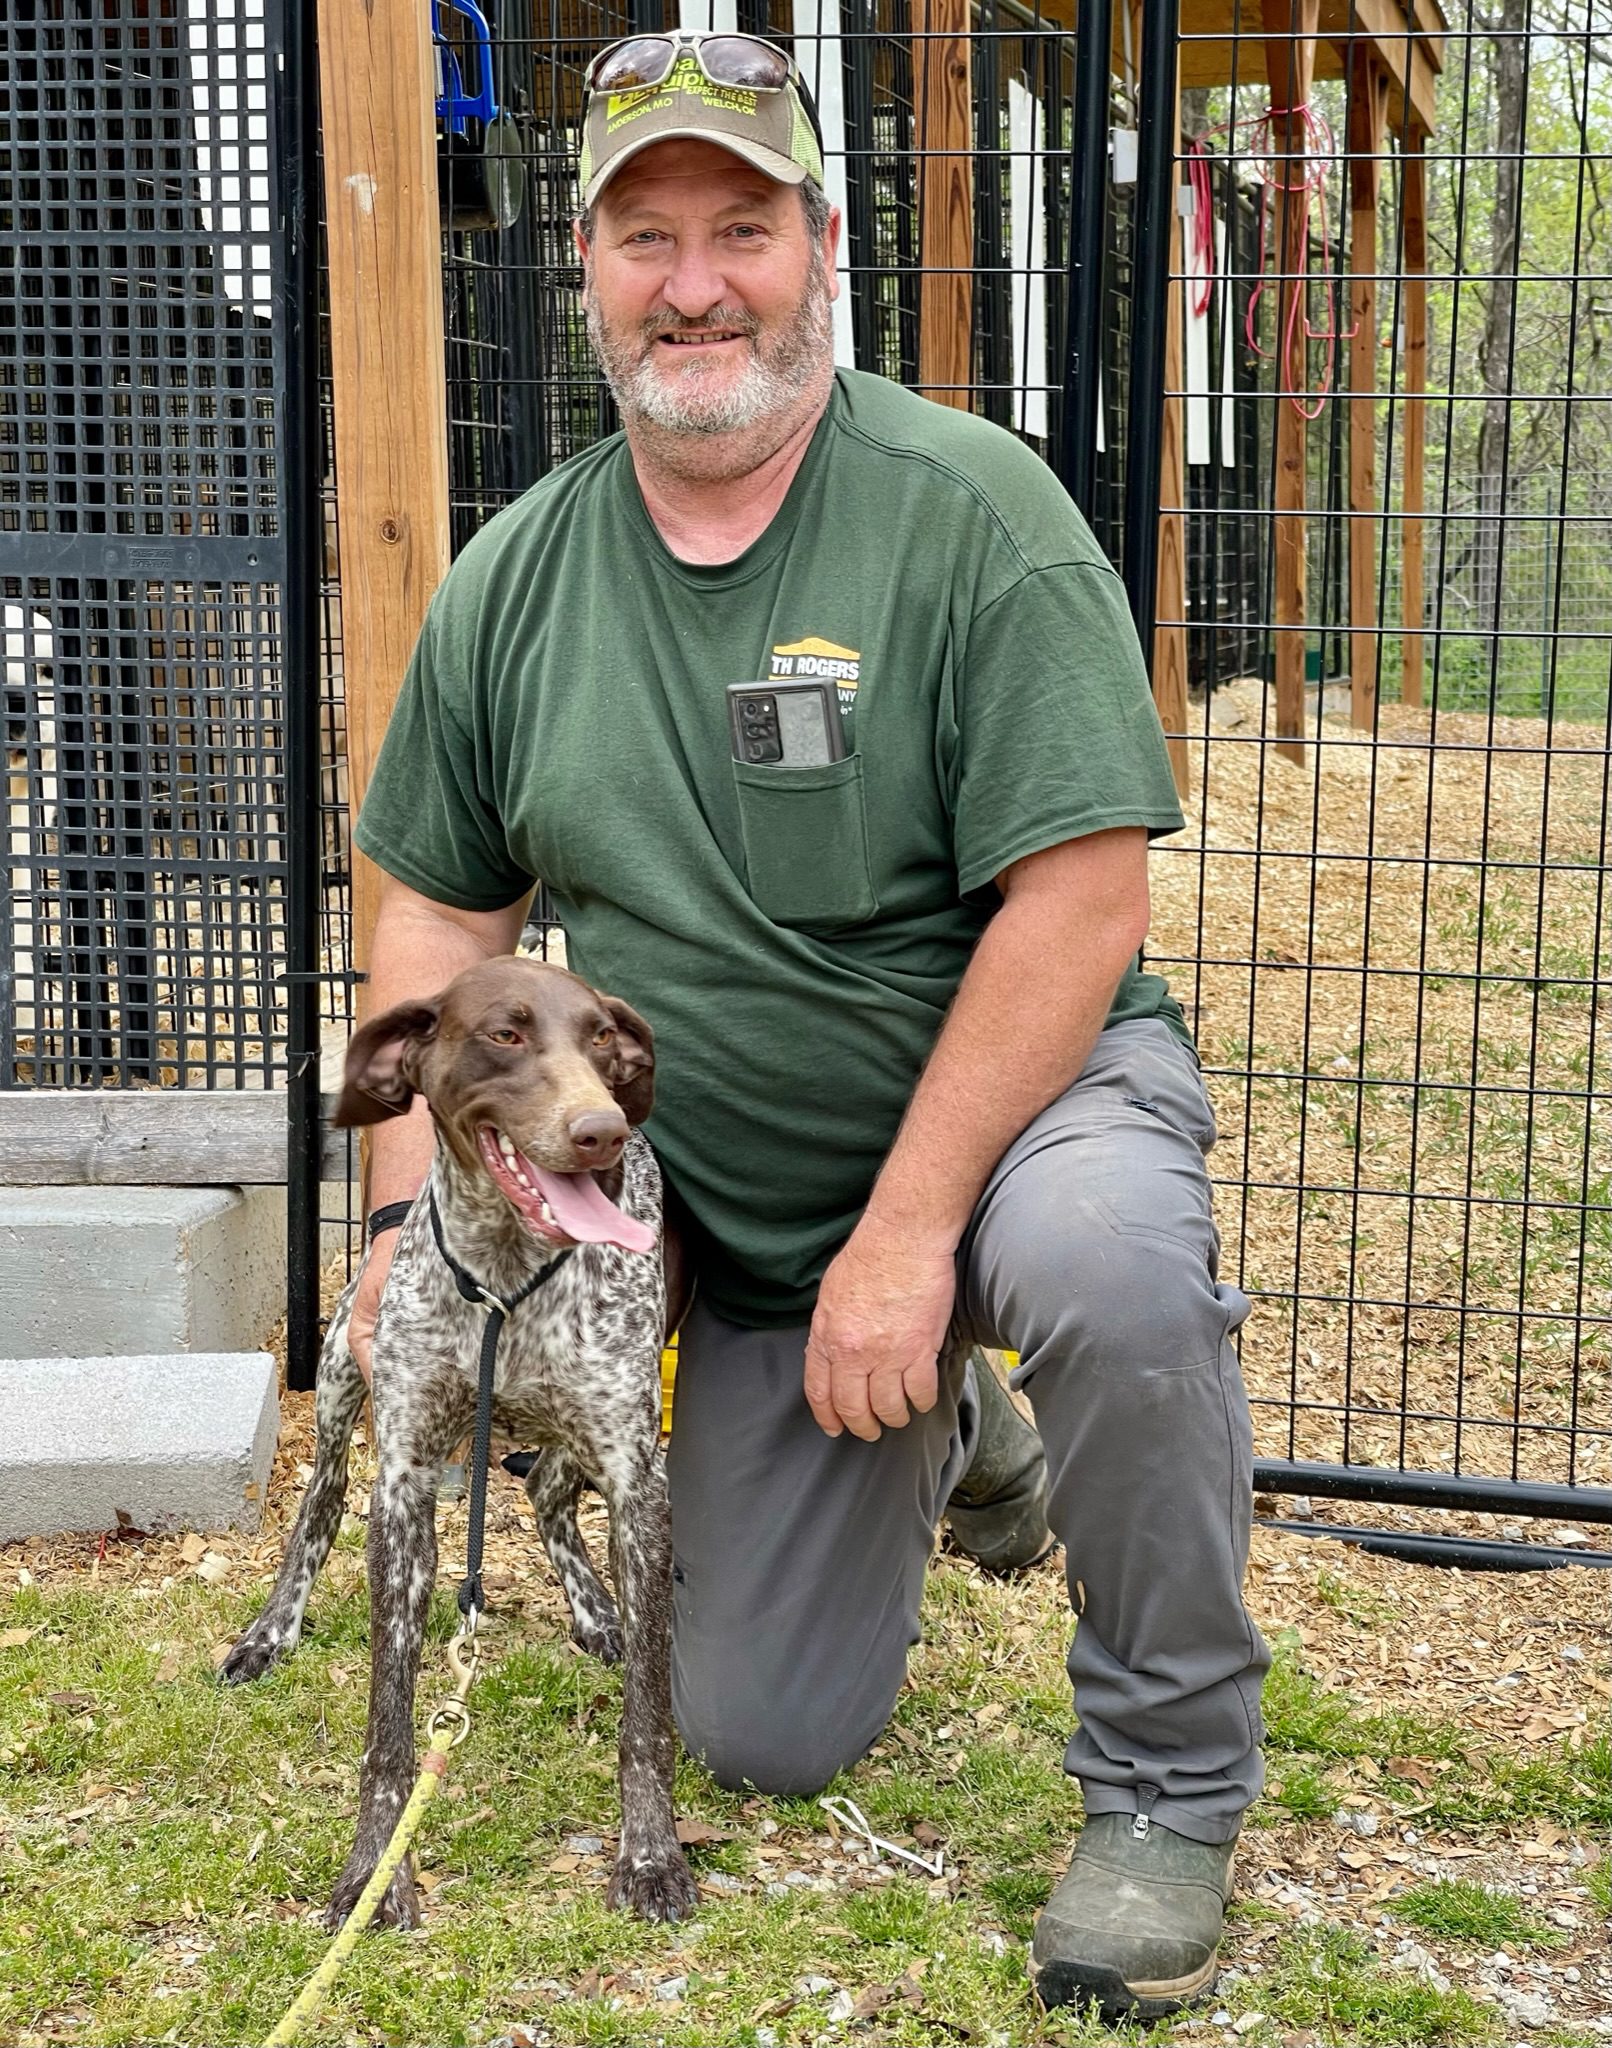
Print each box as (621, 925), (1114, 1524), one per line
(1390, 1878), (1561, 1951)
(1, 1571), (1604, 2045)
(1257, 1927), (1502, 2046)
(1260, 1642), (1612, 1834)
(1313, 1568), (1399, 1630)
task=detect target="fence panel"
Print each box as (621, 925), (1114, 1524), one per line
(1145, 0), (1611, 1551)
(1, 0), (303, 1094)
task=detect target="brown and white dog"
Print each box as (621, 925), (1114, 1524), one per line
(222, 955), (697, 1928)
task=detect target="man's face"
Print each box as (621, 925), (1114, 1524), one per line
(579, 139), (838, 437)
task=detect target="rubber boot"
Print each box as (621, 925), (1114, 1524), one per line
(1030, 1812), (1236, 2021)
(942, 1350), (1054, 1573)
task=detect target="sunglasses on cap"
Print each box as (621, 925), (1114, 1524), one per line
(584, 33), (825, 147)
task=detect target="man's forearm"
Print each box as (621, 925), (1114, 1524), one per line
(361, 882), (529, 1212)
(862, 833), (1150, 1254)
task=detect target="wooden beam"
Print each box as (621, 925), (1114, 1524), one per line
(1401, 133), (1429, 706)
(1156, 112), (1191, 798)
(913, 0), (974, 408)
(318, 0), (452, 981)
(0, 1094), (351, 1186)
(1127, 0), (1445, 139)
(1263, 0), (1320, 766)
(1347, 59), (1388, 729)
(1324, 0), (1443, 138)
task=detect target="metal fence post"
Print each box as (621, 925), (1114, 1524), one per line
(1120, 0), (1179, 651)
(282, 0), (325, 1391)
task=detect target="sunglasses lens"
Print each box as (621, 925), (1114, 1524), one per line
(591, 37), (674, 91)
(699, 36), (792, 88)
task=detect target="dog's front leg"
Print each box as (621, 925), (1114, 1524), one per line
(600, 1450), (697, 1922)
(327, 1452), (437, 1931)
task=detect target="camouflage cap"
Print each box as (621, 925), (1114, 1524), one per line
(580, 51), (824, 209)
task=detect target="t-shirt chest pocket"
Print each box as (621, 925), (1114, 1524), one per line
(731, 752), (878, 932)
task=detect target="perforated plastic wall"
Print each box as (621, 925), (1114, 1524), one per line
(0, 0), (289, 1087)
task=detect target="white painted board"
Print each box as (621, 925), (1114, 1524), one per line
(792, 0), (858, 368)
(1008, 79), (1048, 440)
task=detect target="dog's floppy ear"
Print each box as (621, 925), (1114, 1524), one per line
(332, 999), (442, 1127)
(598, 992), (655, 1126)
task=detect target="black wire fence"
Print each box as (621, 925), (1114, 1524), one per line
(1141, 2), (1612, 1563)
(1, 0), (301, 1092)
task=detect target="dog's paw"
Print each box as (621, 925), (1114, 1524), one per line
(325, 1854), (421, 1933)
(608, 1845), (699, 1923)
(217, 1624), (290, 1686)
(571, 1610), (624, 1666)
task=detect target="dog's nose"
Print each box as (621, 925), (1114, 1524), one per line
(568, 1109), (628, 1167)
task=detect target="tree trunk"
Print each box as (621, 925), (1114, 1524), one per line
(1473, 0), (1528, 641)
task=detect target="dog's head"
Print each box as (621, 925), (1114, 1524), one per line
(334, 956), (657, 1254)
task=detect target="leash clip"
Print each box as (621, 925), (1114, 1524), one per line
(426, 1624), (480, 1749)
(425, 1696), (473, 1749)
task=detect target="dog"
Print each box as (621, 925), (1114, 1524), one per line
(222, 955), (698, 1928)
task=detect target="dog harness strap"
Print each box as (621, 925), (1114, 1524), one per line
(424, 1192), (576, 1621)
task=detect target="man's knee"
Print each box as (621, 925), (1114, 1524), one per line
(999, 1198), (1238, 1376)
(675, 1699), (878, 1797)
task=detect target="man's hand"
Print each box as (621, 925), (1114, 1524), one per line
(804, 1211), (957, 1440)
(347, 1232), (400, 1388)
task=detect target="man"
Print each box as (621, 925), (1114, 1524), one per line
(349, 34), (1269, 2022)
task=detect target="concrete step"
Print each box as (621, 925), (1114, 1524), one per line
(0, 1187), (285, 1358)
(0, 1351), (279, 1541)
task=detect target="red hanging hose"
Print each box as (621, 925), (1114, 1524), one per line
(1188, 102), (1356, 420)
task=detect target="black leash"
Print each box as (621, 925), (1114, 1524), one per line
(427, 1191), (575, 1623)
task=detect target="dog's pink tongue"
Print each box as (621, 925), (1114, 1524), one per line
(532, 1164), (656, 1255)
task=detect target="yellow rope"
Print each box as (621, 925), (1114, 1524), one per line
(261, 1630), (479, 2048)
(261, 1756), (446, 2048)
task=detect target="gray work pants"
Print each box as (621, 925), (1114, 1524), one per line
(665, 1018), (1269, 1844)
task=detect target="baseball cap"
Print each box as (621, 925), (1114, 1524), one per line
(579, 37), (825, 209)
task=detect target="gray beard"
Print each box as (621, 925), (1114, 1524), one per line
(586, 268), (834, 437)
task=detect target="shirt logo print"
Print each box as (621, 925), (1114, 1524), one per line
(771, 636), (861, 718)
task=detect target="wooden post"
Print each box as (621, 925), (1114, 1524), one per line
(1346, 59), (1388, 729)
(1262, 0), (1319, 766)
(913, 0), (974, 408)
(319, 0), (452, 980)
(1155, 96), (1191, 798)
(1401, 132), (1428, 707)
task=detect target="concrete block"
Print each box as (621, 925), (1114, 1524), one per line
(0, 1351), (279, 1540)
(0, 1186), (285, 1358)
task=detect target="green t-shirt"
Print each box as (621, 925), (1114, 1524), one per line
(356, 369), (1188, 1326)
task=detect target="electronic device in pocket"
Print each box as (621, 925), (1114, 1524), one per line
(727, 679), (846, 767)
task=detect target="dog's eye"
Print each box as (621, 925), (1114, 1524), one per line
(488, 1027), (521, 1047)
(592, 1026), (617, 1048)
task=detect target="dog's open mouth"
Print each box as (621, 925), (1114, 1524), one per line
(476, 1126), (657, 1256)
